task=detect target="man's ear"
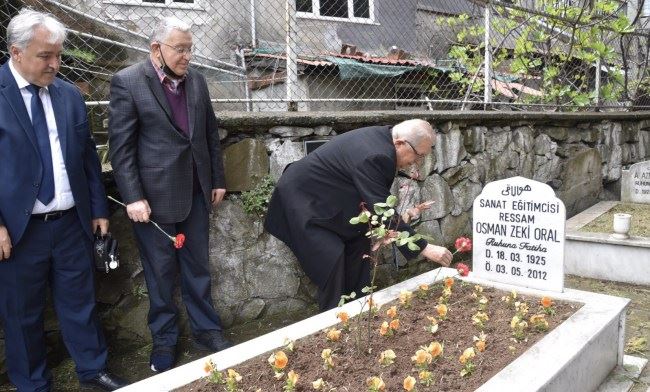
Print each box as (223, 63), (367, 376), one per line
(9, 45), (21, 61)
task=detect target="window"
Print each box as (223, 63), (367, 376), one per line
(297, 0), (373, 22)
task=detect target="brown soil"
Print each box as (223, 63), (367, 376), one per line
(176, 281), (579, 392)
(580, 202), (650, 237)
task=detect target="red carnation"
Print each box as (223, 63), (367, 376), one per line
(454, 236), (472, 253)
(174, 233), (186, 249)
(456, 262), (470, 277)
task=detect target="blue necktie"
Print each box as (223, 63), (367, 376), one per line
(26, 84), (55, 205)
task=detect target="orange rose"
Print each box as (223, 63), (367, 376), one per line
(541, 296), (553, 308)
(403, 375), (416, 391)
(389, 318), (400, 330)
(444, 277), (454, 288)
(270, 351), (288, 370)
(411, 349), (433, 366)
(203, 360), (215, 374)
(326, 328), (341, 342)
(386, 306), (398, 319)
(475, 340), (486, 352)
(336, 311), (349, 323)
(435, 304), (448, 318)
(428, 341), (443, 357)
(379, 321), (389, 336)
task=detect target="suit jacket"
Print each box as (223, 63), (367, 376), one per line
(264, 125), (427, 286)
(108, 60), (225, 223)
(0, 62), (108, 245)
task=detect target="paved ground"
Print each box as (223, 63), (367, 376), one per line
(565, 276), (649, 392)
(0, 275), (646, 391)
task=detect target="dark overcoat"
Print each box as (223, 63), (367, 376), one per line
(264, 125), (427, 287)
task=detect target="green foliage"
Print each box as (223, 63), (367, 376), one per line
(241, 176), (275, 217)
(345, 194), (427, 352)
(436, 0), (636, 109)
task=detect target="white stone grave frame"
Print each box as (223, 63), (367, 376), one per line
(116, 267), (629, 392)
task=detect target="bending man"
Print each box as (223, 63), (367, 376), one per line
(265, 119), (452, 311)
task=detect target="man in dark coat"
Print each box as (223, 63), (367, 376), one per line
(265, 119), (452, 311)
(108, 16), (230, 372)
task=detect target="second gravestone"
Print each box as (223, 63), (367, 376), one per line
(472, 176), (566, 292)
(621, 160), (650, 204)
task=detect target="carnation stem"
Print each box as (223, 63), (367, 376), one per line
(107, 196), (176, 241)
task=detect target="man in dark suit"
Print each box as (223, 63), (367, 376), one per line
(0, 9), (127, 392)
(265, 119), (453, 311)
(108, 16), (231, 373)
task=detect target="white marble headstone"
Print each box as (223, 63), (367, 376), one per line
(472, 176), (565, 292)
(621, 160), (650, 204)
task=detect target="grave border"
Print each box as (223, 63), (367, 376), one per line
(116, 267), (629, 392)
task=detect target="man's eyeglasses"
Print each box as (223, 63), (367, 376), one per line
(405, 140), (428, 160)
(158, 42), (193, 55)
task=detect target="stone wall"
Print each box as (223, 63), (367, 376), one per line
(101, 111), (650, 340)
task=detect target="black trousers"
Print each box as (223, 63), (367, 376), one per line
(0, 210), (107, 391)
(132, 191), (223, 348)
(317, 236), (371, 311)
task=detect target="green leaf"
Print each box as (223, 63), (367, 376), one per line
(407, 242), (421, 251)
(383, 209), (395, 218)
(386, 195), (397, 207)
(349, 217), (360, 225)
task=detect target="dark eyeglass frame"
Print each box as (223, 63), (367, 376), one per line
(405, 140), (429, 159)
(158, 41), (193, 55)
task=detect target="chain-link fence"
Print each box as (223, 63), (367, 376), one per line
(3, 0), (650, 126)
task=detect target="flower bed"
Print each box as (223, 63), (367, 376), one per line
(176, 274), (578, 391)
(119, 268), (628, 392)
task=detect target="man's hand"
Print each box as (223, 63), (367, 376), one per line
(420, 244), (452, 267)
(211, 188), (226, 207)
(92, 218), (110, 236)
(126, 199), (151, 223)
(402, 200), (435, 223)
(0, 225), (12, 261)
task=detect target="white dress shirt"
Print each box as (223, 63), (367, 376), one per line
(9, 60), (75, 213)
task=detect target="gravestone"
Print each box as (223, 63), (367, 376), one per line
(472, 176), (566, 292)
(621, 160), (650, 204)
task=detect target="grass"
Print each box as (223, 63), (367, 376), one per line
(579, 203), (650, 237)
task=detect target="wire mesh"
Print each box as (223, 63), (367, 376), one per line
(2, 0), (650, 119)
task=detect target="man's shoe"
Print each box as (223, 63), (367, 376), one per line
(80, 370), (128, 391)
(193, 331), (234, 352)
(149, 345), (176, 372)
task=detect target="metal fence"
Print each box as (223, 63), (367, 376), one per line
(2, 0), (650, 126)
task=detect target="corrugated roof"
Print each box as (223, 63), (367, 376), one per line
(246, 52), (333, 67)
(329, 53), (435, 67)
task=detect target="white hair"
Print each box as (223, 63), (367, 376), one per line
(150, 16), (192, 43)
(7, 8), (67, 52)
(392, 119), (435, 145)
